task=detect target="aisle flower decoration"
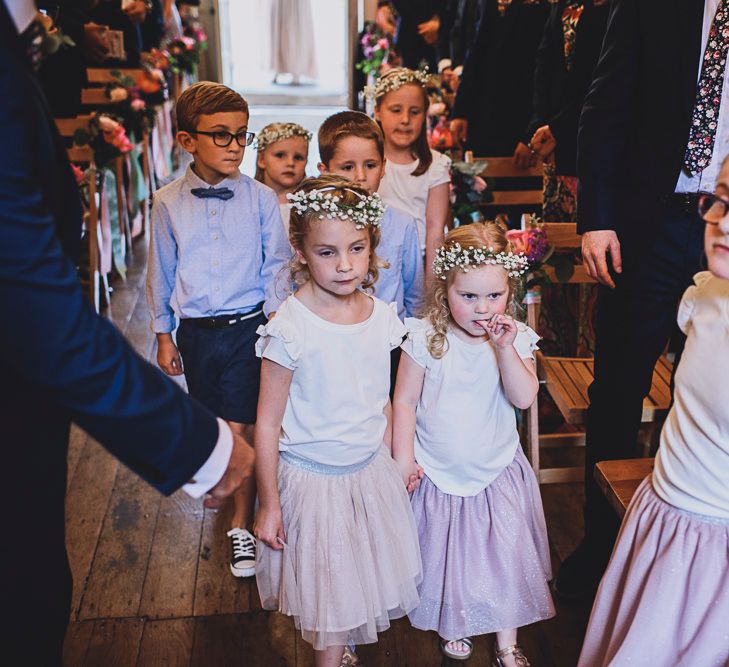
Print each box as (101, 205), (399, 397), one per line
(356, 24), (392, 77)
(166, 27), (208, 76)
(103, 70), (162, 138)
(449, 159), (492, 227)
(506, 215), (577, 289)
(72, 112), (133, 167)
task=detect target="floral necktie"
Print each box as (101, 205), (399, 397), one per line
(684, 0), (729, 175)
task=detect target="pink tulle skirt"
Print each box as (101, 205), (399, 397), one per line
(579, 476), (729, 666)
(256, 446), (422, 650)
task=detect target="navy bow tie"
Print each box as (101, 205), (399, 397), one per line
(191, 186), (234, 200)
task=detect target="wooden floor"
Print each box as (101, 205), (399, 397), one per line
(63, 240), (594, 666)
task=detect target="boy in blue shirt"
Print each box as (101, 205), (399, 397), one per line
(318, 110), (424, 321)
(147, 82), (291, 579)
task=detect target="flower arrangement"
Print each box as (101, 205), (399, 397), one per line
(506, 215), (577, 288)
(166, 27), (208, 76)
(356, 24), (393, 77)
(449, 159), (493, 227)
(103, 70), (163, 138)
(72, 112), (133, 168)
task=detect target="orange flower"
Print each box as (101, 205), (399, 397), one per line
(136, 70), (161, 94)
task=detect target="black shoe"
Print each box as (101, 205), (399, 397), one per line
(553, 539), (609, 599)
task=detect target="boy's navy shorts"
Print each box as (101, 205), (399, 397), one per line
(176, 309), (266, 424)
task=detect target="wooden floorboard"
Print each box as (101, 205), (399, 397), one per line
(64, 237), (593, 666)
(138, 490), (204, 619)
(137, 618), (195, 666)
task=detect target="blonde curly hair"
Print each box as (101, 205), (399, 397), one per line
(287, 174), (383, 292)
(425, 222), (524, 359)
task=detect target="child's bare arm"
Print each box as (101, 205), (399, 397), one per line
(156, 333), (183, 375)
(485, 315), (539, 409)
(425, 182), (450, 278)
(253, 358), (293, 550)
(392, 352), (426, 490)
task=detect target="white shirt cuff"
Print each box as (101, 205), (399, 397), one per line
(8, 0), (37, 33)
(438, 58), (453, 73)
(182, 418), (233, 498)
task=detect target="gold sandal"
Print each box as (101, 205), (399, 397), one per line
(492, 643), (530, 667)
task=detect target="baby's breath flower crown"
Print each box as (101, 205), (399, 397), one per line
(366, 67), (432, 102)
(287, 187), (386, 229)
(254, 123), (312, 150)
(433, 243), (530, 280)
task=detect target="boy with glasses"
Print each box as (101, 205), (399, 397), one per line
(146, 81), (291, 579)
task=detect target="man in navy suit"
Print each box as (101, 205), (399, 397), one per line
(559, 0), (725, 597)
(0, 2), (252, 661)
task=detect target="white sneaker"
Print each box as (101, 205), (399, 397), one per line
(227, 528), (256, 578)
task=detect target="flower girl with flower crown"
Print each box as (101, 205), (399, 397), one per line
(392, 222), (555, 666)
(254, 122), (311, 234)
(254, 175), (422, 667)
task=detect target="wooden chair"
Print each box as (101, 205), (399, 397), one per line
(524, 223), (672, 484)
(56, 118), (109, 312)
(472, 154), (544, 213)
(594, 458), (654, 519)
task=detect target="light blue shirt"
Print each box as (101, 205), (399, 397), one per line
(375, 205), (425, 319)
(146, 165), (292, 333)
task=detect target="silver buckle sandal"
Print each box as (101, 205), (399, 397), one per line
(493, 643), (530, 667)
(440, 637), (474, 661)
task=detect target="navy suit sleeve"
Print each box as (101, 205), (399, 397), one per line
(0, 58), (219, 496)
(576, 0), (640, 234)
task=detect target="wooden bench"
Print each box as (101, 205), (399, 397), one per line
(473, 155), (544, 212)
(539, 354), (673, 425)
(524, 223), (672, 484)
(594, 458), (654, 518)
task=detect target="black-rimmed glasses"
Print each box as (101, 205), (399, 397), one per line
(188, 129), (255, 147)
(698, 192), (729, 225)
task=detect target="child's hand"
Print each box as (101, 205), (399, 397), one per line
(484, 314), (518, 349)
(406, 464), (425, 493)
(397, 457), (424, 493)
(254, 506), (286, 550)
(157, 337), (183, 376)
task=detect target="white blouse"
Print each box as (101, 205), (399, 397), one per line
(378, 149), (451, 251)
(402, 317), (539, 496)
(653, 272), (729, 519)
(256, 295), (406, 466)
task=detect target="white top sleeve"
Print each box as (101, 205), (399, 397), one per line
(676, 271), (713, 334)
(401, 317), (433, 368)
(255, 311), (301, 370)
(428, 150), (452, 189)
(513, 323), (541, 359)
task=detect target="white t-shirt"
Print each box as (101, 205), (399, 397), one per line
(653, 272), (729, 519)
(402, 317), (540, 496)
(255, 295), (406, 466)
(378, 149), (452, 251)
(278, 202), (292, 236)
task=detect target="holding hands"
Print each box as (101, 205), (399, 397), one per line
(396, 457), (424, 493)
